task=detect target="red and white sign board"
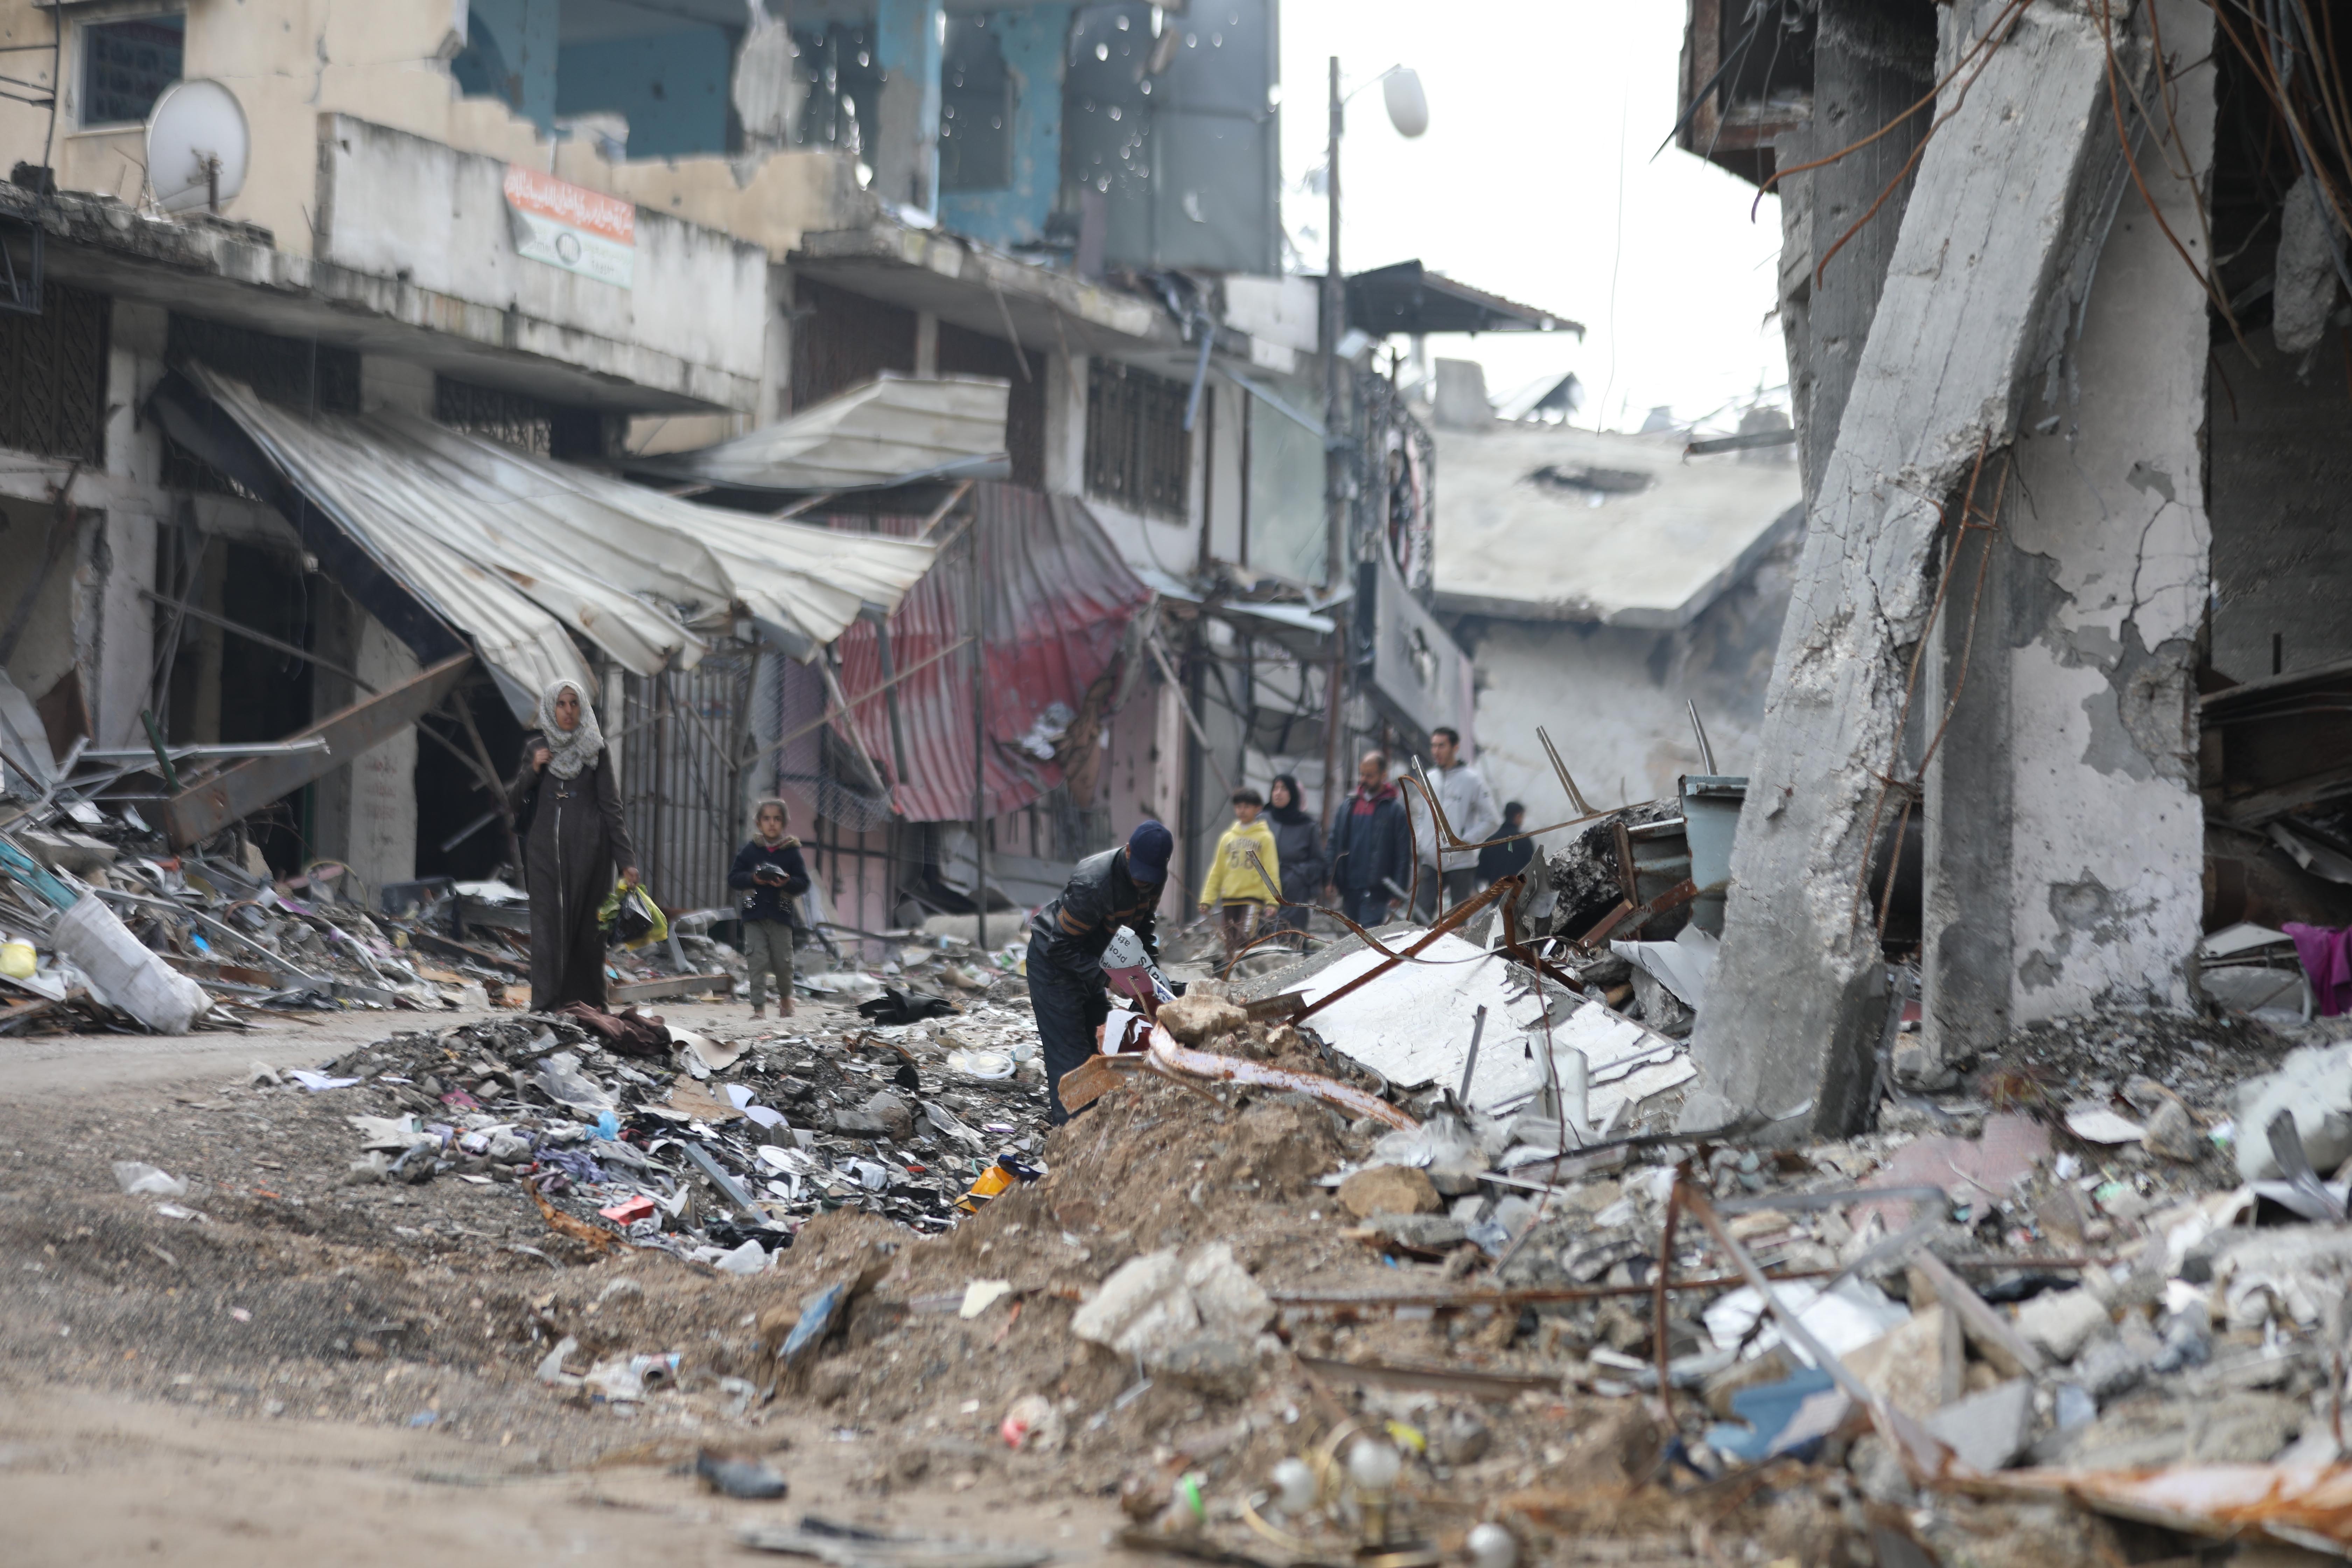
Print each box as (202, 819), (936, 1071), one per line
(502, 165), (635, 289)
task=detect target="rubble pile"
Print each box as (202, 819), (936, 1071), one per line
(312, 999), (1059, 1252)
(440, 967), (2352, 1562)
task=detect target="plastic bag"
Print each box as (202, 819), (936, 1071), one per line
(597, 881), (668, 950)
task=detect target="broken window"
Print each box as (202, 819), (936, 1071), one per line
(940, 15), (1015, 193)
(936, 321), (1044, 488)
(160, 315), (358, 494)
(0, 282), (107, 463)
(790, 278), (917, 411)
(790, 21), (883, 159)
(1062, 0), (1278, 275)
(433, 376), (614, 461)
(450, 1), (746, 160)
(80, 13), (183, 128)
(1085, 360), (1189, 522)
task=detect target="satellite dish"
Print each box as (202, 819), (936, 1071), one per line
(1382, 69), (1429, 139)
(146, 79), (250, 215)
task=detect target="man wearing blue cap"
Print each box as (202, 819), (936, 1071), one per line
(1028, 820), (1171, 1123)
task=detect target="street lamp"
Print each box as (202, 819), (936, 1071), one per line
(1319, 61), (1426, 827)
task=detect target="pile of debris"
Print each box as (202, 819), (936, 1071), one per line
(401, 915), (2352, 1563)
(299, 994), (1060, 1257)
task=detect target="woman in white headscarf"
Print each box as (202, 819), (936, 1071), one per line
(507, 676), (639, 1009)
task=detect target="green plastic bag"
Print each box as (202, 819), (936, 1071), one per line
(598, 880), (668, 951)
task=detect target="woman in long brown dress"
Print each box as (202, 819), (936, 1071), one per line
(508, 677), (639, 1010)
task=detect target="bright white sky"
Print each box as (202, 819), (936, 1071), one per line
(1275, 0), (1789, 433)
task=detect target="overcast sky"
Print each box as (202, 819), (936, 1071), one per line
(1274, 0), (1788, 433)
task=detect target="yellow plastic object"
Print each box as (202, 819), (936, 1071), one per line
(596, 881), (670, 951)
(0, 939), (33, 980)
(957, 1162), (1015, 1213)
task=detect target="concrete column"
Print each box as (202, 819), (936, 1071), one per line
(758, 265), (793, 426)
(311, 587), (420, 900)
(873, 0), (945, 214)
(1997, 0), (2213, 1023)
(91, 512), (157, 750)
(1773, 0), (1935, 511)
(1043, 352), (1087, 494)
(1680, 2), (2137, 1140)
(914, 310), (939, 377)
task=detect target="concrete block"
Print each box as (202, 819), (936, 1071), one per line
(1338, 1164), (1442, 1218)
(2015, 1288), (2112, 1363)
(1923, 1378), (2033, 1472)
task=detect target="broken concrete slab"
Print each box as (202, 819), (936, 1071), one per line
(1924, 1378), (2034, 1472)
(2014, 1287), (2113, 1363)
(1679, 0), (2144, 1140)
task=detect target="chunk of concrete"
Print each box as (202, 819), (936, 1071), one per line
(1853, 1303), (1952, 1420)
(1070, 1241), (1273, 1363)
(1367, 1213), (1469, 1251)
(2233, 1038), (2352, 1181)
(1156, 990), (1247, 1045)
(1338, 1164), (1442, 1219)
(1181, 1241), (1274, 1339)
(1923, 1378), (2033, 1472)
(2015, 1287), (2112, 1363)
(1152, 1335), (1258, 1401)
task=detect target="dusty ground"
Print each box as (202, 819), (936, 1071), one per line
(0, 995), (1139, 1568)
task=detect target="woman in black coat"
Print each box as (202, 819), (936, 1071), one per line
(1264, 774), (1325, 951)
(508, 677), (639, 1010)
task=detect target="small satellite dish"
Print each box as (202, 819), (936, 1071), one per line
(1382, 69), (1429, 139)
(146, 79), (250, 215)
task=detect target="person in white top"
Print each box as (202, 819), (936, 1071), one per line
(1412, 726), (1500, 918)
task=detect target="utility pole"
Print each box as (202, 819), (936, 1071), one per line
(968, 526), (987, 950)
(1319, 54), (1347, 833)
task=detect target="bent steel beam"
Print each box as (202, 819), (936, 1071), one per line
(160, 653), (473, 848)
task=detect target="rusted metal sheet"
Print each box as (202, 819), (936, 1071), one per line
(160, 653), (472, 848)
(825, 484), (1151, 824)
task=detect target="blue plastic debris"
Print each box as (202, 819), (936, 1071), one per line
(782, 1282), (847, 1367)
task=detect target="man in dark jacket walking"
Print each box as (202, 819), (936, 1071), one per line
(1326, 751), (1412, 931)
(1028, 821), (1172, 1123)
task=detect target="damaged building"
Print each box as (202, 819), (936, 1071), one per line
(0, 0), (1570, 961)
(1672, 0), (2352, 1130)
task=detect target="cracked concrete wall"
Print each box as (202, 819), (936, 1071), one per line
(1685, 0), (2143, 1139)
(1993, 0), (2213, 1025)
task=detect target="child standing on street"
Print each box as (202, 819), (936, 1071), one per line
(1197, 787), (1281, 964)
(728, 798), (810, 1019)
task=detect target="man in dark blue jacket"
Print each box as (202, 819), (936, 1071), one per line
(1326, 751), (1412, 931)
(728, 799), (811, 1018)
(1028, 821), (1171, 1122)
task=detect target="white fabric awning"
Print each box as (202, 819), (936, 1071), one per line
(191, 367), (938, 711)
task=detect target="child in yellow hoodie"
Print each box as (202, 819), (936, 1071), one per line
(1198, 787), (1282, 963)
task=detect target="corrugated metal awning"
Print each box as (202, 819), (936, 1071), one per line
(827, 484), (1152, 824)
(637, 372), (1012, 494)
(176, 368), (938, 714)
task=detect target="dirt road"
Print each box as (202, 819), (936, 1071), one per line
(0, 1001), (1126, 1567)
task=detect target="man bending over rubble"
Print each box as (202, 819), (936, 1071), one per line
(1028, 820), (1172, 1124)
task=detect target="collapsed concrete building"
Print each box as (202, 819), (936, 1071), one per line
(1671, 0), (2352, 1133)
(1427, 357), (1802, 817)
